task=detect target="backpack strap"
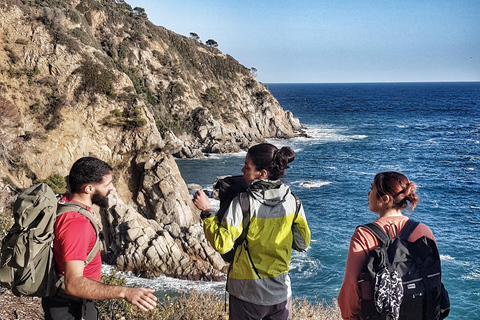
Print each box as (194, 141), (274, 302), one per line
(398, 219), (419, 241)
(359, 219), (420, 244)
(56, 201), (101, 265)
(237, 191), (262, 279)
(236, 191), (251, 246)
(358, 223), (390, 245)
(291, 193), (301, 224)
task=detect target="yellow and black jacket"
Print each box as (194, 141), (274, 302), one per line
(203, 179), (311, 306)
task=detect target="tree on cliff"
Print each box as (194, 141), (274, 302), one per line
(206, 39), (218, 48)
(133, 7), (147, 19)
(190, 32), (200, 42)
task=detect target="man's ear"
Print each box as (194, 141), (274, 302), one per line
(82, 184), (94, 195)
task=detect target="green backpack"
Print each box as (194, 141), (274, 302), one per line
(0, 183), (100, 297)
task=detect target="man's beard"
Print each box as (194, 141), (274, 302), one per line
(92, 190), (109, 209)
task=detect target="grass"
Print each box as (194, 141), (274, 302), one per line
(96, 269), (342, 320)
(96, 289), (342, 320)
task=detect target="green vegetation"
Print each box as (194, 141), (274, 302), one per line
(133, 7), (147, 19)
(189, 32), (200, 42)
(74, 60), (116, 98)
(34, 173), (67, 194)
(29, 92), (66, 131)
(11, 0), (260, 139)
(68, 27), (100, 49)
(27, 65), (40, 78)
(103, 106), (147, 129)
(206, 39), (219, 48)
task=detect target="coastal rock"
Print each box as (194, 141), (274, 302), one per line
(0, 1), (304, 282)
(101, 188), (227, 281)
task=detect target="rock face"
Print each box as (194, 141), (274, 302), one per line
(101, 190), (228, 281)
(102, 152), (228, 280)
(0, 1), (304, 280)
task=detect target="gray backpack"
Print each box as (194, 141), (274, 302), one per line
(0, 183), (100, 297)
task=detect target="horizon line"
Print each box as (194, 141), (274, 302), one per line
(263, 80), (480, 85)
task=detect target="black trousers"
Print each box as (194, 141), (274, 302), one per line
(42, 295), (98, 320)
(229, 294), (292, 320)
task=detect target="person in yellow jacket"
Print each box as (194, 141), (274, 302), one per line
(193, 143), (311, 320)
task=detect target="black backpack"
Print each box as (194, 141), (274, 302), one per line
(358, 219), (450, 320)
(214, 175), (249, 223)
(213, 176), (301, 264)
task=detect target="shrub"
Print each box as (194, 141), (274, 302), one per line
(74, 60), (116, 98)
(203, 87), (222, 104)
(0, 213), (14, 241)
(103, 106), (147, 129)
(68, 27), (100, 48)
(131, 106), (147, 127)
(27, 65), (40, 78)
(34, 173), (67, 194)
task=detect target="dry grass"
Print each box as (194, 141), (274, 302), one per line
(97, 289), (342, 320)
(94, 268), (343, 319)
(0, 285), (342, 320)
(293, 297), (342, 320)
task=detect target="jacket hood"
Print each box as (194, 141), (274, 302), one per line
(248, 179), (291, 207)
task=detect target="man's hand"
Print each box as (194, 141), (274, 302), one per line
(123, 287), (157, 311)
(192, 189), (211, 211)
(64, 261), (157, 311)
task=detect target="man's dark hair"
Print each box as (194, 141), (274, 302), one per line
(68, 157), (113, 193)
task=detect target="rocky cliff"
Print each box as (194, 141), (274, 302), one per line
(0, 0), (304, 280)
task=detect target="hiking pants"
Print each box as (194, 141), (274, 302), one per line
(42, 296), (98, 320)
(229, 294), (292, 320)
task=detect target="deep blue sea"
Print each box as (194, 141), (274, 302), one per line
(121, 82), (480, 319)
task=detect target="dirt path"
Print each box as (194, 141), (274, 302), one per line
(0, 290), (43, 320)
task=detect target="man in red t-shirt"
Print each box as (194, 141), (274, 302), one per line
(42, 157), (157, 320)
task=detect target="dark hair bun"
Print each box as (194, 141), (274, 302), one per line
(248, 143), (295, 180)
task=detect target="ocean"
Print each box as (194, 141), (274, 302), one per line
(120, 82), (480, 319)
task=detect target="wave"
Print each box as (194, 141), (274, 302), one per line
(462, 269), (480, 281)
(290, 252), (324, 278)
(203, 151), (247, 159)
(297, 180), (332, 189)
(270, 125), (367, 146)
(440, 254), (455, 262)
(303, 125), (367, 143)
(349, 170), (376, 176)
(101, 265), (226, 295)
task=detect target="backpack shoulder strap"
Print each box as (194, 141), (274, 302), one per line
(399, 219), (419, 241)
(291, 192), (301, 223)
(56, 201), (100, 265)
(357, 223), (390, 245)
(237, 191), (251, 243)
(237, 191), (261, 279)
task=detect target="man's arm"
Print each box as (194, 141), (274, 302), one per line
(64, 261), (157, 311)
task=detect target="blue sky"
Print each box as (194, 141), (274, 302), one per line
(126, 0), (479, 83)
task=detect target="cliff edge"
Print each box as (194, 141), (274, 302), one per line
(0, 0), (304, 280)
